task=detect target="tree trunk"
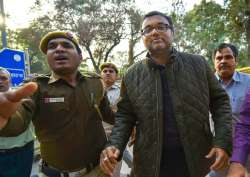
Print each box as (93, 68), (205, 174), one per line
(86, 46), (100, 73)
(128, 39), (134, 66)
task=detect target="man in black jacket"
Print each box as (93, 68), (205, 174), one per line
(100, 11), (232, 177)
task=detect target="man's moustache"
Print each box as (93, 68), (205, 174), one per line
(220, 64), (233, 68)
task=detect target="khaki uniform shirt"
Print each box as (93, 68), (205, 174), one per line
(0, 72), (114, 171)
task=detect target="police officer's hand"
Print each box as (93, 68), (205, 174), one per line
(227, 162), (246, 177)
(100, 146), (120, 176)
(0, 82), (38, 128)
(206, 147), (229, 171)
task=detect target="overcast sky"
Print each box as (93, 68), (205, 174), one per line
(3, 0), (224, 29)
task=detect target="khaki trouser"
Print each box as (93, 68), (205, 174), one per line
(41, 165), (110, 177)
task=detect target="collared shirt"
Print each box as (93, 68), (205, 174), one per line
(215, 71), (250, 122)
(103, 82), (120, 134)
(0, 123), (35, 149)
(106, 82), (120, 107)
(48, 72), (61, 84)
(0, 87), (35, 149)
(231, 88), (250, 165)
(0, 71), (114, 171)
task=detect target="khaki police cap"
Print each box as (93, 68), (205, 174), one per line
(99, 62), (118, 74)
(39, 31), (82, 54)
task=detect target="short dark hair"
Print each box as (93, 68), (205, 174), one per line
(213, 43), (238, 60)
(142, 11), (174, 32)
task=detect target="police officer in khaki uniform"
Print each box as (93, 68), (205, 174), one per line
(0, 31), (113, 177)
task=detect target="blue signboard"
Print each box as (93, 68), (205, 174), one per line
(0, 48), (26, 87)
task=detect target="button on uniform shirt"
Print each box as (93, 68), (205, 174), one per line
(215, 71), (250, 123)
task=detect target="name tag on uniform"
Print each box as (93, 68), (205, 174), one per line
(44, 97), (65, 103)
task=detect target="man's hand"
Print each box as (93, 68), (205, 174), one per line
(227, 162), (246, 177)
(0, 82), (38, 128)
(100, 146), (120, 176)
(206, 147), (229, 171)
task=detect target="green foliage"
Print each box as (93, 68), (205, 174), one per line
(3, 0), (250, 73)
(224, 0), (250, 65)
(174, 0), (248, 66)
(176, 1), (226, 59)
(0, 26), (49, 74)
(33, 0), (135, 73)
(15, 16), (55, 73)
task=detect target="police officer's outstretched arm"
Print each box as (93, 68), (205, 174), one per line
(0, 82), (38, 129)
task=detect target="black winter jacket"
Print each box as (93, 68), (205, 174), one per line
(109, 50), (232, 177)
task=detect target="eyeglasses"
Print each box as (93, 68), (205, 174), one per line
(141, 23), (171, 36)
(102, 69), (115, 74)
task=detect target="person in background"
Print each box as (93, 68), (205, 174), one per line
(100, 11), (232, 177)
(210, 43), (250, 177)
(100, 63), (120, 112)
(0, 67), (35, 177)
(100, 62), (133, 177)
(0, 31), (114, 177)
(214, 43), (250, 123)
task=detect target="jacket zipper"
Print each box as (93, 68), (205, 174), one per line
(155, 71), (161, 177)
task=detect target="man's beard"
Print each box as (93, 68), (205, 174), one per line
(148, 44), (172, 57)
(148, 42), (171, 54)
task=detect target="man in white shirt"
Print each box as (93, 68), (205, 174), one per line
(0, 67), (35, 177)
(100, 63), (133, 177)
(100, 63), (120, 112)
